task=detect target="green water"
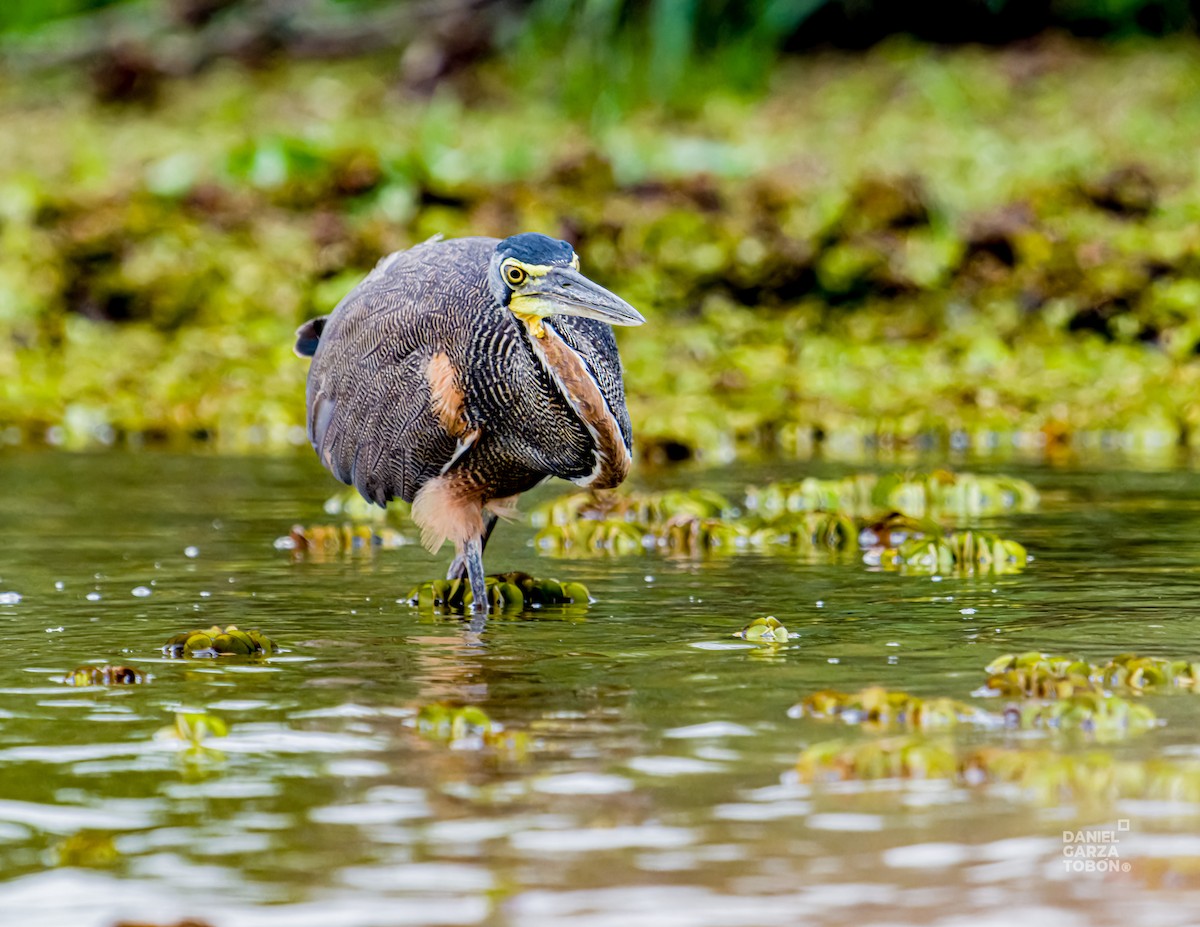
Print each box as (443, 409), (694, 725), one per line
(3, 451), (1200, 926)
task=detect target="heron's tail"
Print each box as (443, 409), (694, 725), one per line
(294, 316), (329, 358)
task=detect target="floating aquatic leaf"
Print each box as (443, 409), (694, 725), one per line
(162, 625), (275, 658)
(735, 615), (791, 643)
(752, 511), (860, 552)
(63, 665), (146, 686)
(880, 531), (1028, 575)
(281, 523), (409, 558)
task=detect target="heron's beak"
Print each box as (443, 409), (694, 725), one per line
(512, 266), (646, 327)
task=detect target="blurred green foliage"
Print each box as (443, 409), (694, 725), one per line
(6, 23), (1200, 459)
(0, 0), (122, 32)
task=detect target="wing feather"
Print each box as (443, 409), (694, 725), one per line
(302, 238), (497, 505)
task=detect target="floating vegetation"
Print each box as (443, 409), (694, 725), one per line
(162, 625), (275, 658)
(405, 572), (590, 613)
(62, 665), (146, 686)
(792, 687), (987, 731)
(9, 44), (1200, 460)
(416, 703), (529, 757)
(531, 490), (863, 556)
(877, 531), (1029, 576)
(532, 475), (1029, 572)
(1004, 692), (1158, 735)
(983, 652), (1200, 697)
(796, 737), (1200, 804)
(531, 488), (733, 529)
(534, 517), (649, 556)
(797, 735), (960, 782)
(752, 512), (860, 553)
(745, 472), (1039, 520)
(792, 682), (1155, 737)
(279, 522), (409, 558)
(735, 616), (791, 643)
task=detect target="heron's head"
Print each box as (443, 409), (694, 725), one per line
(488, 233), (645, 337)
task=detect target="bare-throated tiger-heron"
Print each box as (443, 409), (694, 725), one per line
(294, 233), (644, 613)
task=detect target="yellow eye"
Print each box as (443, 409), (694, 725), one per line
(505, 264), (527, 286)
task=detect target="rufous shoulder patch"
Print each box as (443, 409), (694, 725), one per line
(427, 352), (468, 436)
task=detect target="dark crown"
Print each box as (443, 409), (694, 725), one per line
(496, 233), (575, 265)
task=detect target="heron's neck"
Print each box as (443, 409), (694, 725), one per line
(524, 320), (630, 489)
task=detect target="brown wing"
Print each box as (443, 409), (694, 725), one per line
(302, 240), (493, 506)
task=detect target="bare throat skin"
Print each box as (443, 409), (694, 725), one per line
(529, 321), (631, 491)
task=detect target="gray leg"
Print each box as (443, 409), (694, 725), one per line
(464, 535), (488, 615)
(446, 512), (499, 580)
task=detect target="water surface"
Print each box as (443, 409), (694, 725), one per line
(2, 451), (1200, 926)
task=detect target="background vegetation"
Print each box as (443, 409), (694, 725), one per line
(5, 0), (1200, 461)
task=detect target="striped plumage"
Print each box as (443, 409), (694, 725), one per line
(295, 233), (643, 612)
